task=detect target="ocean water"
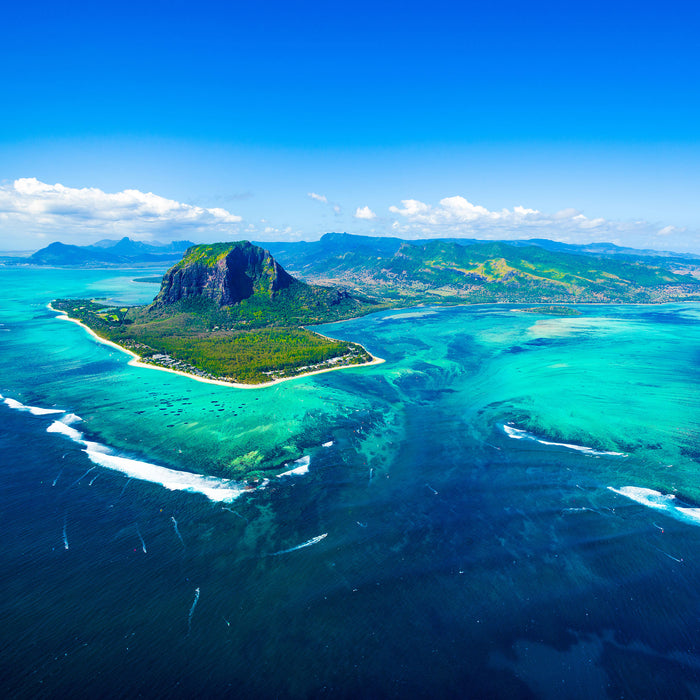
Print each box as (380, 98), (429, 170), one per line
(1, 267), (700, 698)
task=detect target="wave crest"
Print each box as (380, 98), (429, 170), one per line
(503, 424), (626, 457)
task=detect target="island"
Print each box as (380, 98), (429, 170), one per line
(51, 241), (384, 385)
(519, 306), (582, 316)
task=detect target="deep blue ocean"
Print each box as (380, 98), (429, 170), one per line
(1, 266), (700, 698)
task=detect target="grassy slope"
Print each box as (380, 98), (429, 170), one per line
(275, 239), (700, 304)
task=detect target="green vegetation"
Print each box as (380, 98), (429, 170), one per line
(52, 298), (373, 384)
(519, 306), (582, 316)
(52, 241), (381, 384)
(176, 241), (242, 267)
(272, 237), (700, 305)
(52, 237), (700, 387)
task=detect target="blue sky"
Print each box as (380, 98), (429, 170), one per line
(1, 0), (699, 251)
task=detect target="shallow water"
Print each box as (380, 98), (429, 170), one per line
(1, 267), (700, 697)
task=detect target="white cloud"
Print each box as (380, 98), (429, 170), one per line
(0, 178), (243, 247)
(354, 205), (377, 220)
(308, 191), (342, 216)
(384, 194), (700, 251)
(389, 199), (431, 218)
(388, 196), (541, 230)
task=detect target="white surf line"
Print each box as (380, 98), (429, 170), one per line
(171, 516), (185, 548)
(3, 396), (64, 416)
(276, 455), (310, 478)
(187, 587), (200, 635)
(608, 486), (700, 529)
(269, 533), (328, 556)
(43, 415), (246, 503)
(503, 424), (626, 457)
(5, 387), (246, 505)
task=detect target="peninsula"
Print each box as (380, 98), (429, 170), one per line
(52, 241), (382, 385)
(50, 235), (700, 386)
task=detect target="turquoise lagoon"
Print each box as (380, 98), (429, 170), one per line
(1, 266), (700, 698)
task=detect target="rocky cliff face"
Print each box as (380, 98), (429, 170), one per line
(154, 241), (296, 307)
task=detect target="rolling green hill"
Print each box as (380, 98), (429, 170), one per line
(265, 234), (700, 304)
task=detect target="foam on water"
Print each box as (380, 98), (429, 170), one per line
(85, 449), (245, 502)
(4, 397), (64, 416)
(47, 420), (84, 442)
(276, 455), (311, 478)
(62, 413), (83, 425)
(44, 415), (244, 503)
(503, 424), (626, 457)
(384, 310), (438, 320)
(608, 486), (700, 528)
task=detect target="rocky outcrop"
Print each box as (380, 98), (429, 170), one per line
(154, 241), (295, 307)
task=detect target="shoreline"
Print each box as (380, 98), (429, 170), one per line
(48, 303), (384, 390)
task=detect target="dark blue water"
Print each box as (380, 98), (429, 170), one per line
(2, 269), (700, 698)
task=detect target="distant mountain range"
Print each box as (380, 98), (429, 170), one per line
(257, 232), (700, 305)
(11, 237), (194, 266)
(12, 232), (700, 269)
(259, 232), (700, 266)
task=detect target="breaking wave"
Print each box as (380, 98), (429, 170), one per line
(608, 486), (700, 528)
(276, 455), (311, 478)
(503, 424), (626, 457)
(3, 396), (64, 416)
(1, 393), (244, 503)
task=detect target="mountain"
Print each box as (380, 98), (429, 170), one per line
(29, 242), (117, 266)
(24, 237), (194, 266)
(260, 233), (700, 304)
(18, 232), (700, 269)
(260, 232), (700, 272)
(52, 241), (378, 388)
(149, 241), (369, 322)
(154, 241), (295, 307)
